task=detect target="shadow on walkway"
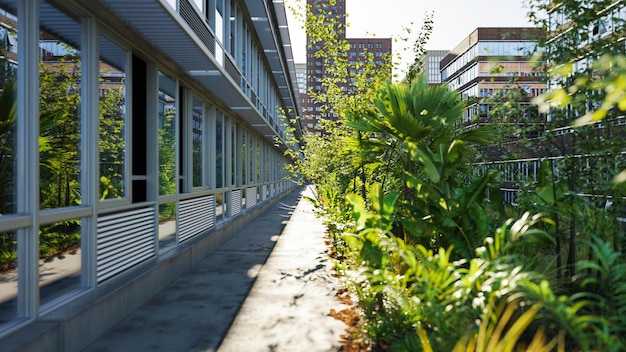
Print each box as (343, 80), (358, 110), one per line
(83, 185), (348, 352)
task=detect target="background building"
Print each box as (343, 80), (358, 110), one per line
(301, 0), (391, 135)
(420, 49), (448, 84)
(440, 27), (546, 128)
(0, 0), (301, 350)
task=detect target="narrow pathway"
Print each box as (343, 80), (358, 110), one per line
(217, 185), (348, 352)
(83, 185), (348, 352)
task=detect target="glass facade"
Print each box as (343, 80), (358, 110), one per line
(442, 41), (539, 80)
(0, 0), (297, 341)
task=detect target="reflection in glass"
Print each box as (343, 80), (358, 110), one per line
(256, 140), (260, 184)
(39, 220), (81, 306)
(0, 17), (16, 215)
(215, 192), (224, 223)
(241, 129), (247, 185)
(231, 122), (236, 186)
(99, 36), (127, 200)
(215, 112), (223, 188)
(158, 72), (177, 196)
(192, 97), (203, 188)
(0, 231), (17, 324)
(39, 10), (82, 210)
(158, 202), (177, 250)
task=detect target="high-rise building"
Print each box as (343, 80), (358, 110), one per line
(302, 0), (392, 135)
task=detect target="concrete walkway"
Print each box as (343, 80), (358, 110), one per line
(83, 185), (348, 352)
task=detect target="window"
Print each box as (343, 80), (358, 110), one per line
(157, 71), (177, 250)
(0, 2), (17, 326)
(99, 36), (128, 200)
(192, 96), (203, 187)
(158, 72), (177, 196)
(38, 1), (84, 307)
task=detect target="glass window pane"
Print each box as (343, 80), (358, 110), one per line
(158, 202), (176, 250)
(215, 191), (224, 223)
(39, 7), (81, 210)
(256, 139), (260, 183)
(241, 129), (246, 185)
(231, 122), (236, 186)
(192, 96), (203, 188)
(215, 111), (223, 188)
(99, 36), (127, 200)
(158, 72), (176, 196)
(39, 219), (81, 306)
(0, 231), (17, 324)
(0, 3), (17, 216)
(0, 49), (17, 216)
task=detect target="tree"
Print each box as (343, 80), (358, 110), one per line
(402, 11), (434, 84)
(0, 79), (15, 215)
(99, 81), (126, 199)
(39, 58), (82, 209)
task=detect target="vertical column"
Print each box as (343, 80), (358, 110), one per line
(17, 0), (39, 318)
(81, 17), (99, 287)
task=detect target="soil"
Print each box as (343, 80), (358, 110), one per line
(325, 236), (380, 352)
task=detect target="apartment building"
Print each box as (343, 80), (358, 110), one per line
(0, 0), (301, 350)
(301, 0), (391, 135)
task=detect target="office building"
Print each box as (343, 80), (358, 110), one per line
(440, 27), (546, 127)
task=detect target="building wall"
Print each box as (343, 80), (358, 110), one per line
(420, 50), (448, 84)
(0, 0), (300, 349)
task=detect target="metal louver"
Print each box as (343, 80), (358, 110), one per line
(96, 207), (156, 283)
(179, 195), (215, 243)
(231, 190), (242, 216)
(246, 187), (257, 208)
(179, 0), (215, 54)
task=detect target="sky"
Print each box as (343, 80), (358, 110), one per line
(285, 0), (533, 75)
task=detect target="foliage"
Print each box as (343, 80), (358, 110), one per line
(39, 58), (82, 209)
(574, 236), (626, 349)
(342, 183), (595, 351)
(289, 1), (626, 350)
(99, 83), (126, 199)
(0, 54), (125, 268)
(158, 106), (177, 198)
(347, 78), (501, 258)
(284, 0), (394, 216)
(403, 11), (434, 84)
(39, 221), (81, 258)
(0, 79), (16, 215)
